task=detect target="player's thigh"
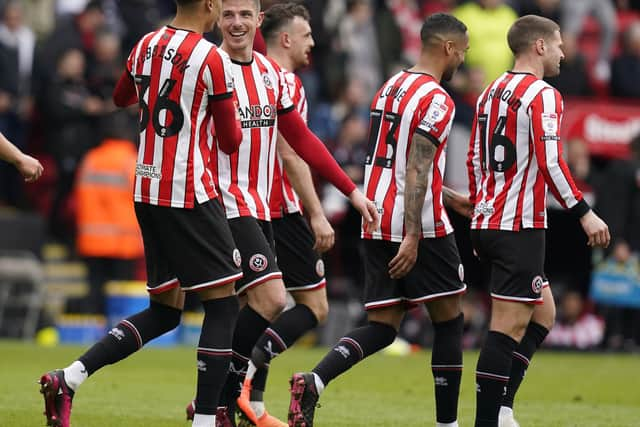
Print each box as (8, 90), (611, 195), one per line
(471, 229), (546, 304)
(229, 217), (281, 295)
(403, 234), (466, 313)
(362, 239), (404, 311)
(134, 202), (180, 295)
(154, 199), (243, 292)
(273, 214), (326, 292)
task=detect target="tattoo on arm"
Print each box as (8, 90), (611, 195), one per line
(404, 133), (437, 236)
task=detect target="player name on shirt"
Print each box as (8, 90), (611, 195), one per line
(136, 42), (191, 74)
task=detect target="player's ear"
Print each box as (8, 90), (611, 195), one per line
(281, 31), (291, 48)
(535, 38), (545, 56)
(444, 40), (454, 56)
(257, 11), (264, 28)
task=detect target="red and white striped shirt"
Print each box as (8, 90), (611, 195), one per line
(362, 71), (455, 242)
(210, 51), (294, 220)
(270, 70), (307, 218)
(467, 72), (585, 230)
(127, 26), (235, 208)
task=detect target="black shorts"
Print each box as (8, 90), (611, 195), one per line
(471, 229), (548, 304)
(229, 217), (282, 294)
(134, 199), (242, 293)
(273, 213), (326, 292)
(363, 234), (466, 310)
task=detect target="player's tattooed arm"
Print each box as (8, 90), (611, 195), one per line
(442, 186), (473, 219)
(389, 132), (436, 279)
(405, 133), (437, 236)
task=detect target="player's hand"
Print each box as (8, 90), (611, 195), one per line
(349, 189), (380, 233)
(580, 210), (610, 248)
(309, 213), (335, 253)
(15, 154), (43, 182)
(389, 234), (419, 279)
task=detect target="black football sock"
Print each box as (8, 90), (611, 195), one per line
(475, 331), (518, 427)
(250, 304), (318, 397)
(312, 321), (397, 387)
(219, 305), (270, 408)
(432, 314), (464, 424)
(195, 296), (239, 415)
(79, 301), (182, 375)
(503, 322), (548, 409)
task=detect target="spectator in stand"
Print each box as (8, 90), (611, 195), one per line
(116, 0), (164, 52)
(420, 0), (457, 16)
(545, 33), (593, 96)
(545, 290), (605, 350)
(387, 0), (423, 63)
(335, 0), (402, 97)
(32, 0), (105, 97)
(595, 134), (640, 350)
(20, 0), (56, 40)
(611, 21), (640, 98)
(43, 48), (108, 241)
(71, 111), (142, 315)
(511, 0), (561, 23)
(561, 0), (617, 83)
(86, 29), (122, 101)
(309, 77), (370, 143)
(0, 1), (36, 205)
(453, 0), (518, 86)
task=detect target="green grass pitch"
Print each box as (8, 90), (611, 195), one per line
(1, 340), (638, 426)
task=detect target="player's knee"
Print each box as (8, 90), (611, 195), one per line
(258, 293), (287, 321)
(308, 299), (329, 324)
(150, 300), (182, 332)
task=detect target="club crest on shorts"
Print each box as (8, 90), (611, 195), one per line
(531, 275), (544, 294)
(316, 259), (325, 277)
(249, 254), (268, 272)
(233, 249), (242, 267)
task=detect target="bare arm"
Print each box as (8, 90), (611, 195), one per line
(0, 132), (43, 182)
(389, 132), (437, 279)
(442, 186), (473, 219)
(278, 134), (335, 252)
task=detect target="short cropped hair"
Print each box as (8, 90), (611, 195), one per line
(262, 3), (310, 42)
(420, 13), (467, 46)
(507, 15), (560, 55)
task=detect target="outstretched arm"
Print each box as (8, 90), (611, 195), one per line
(278, 109), (379, 232)
(0, 132), (43, 182)
(388, 132), (437, 279)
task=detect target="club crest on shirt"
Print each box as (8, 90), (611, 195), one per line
(531, 275), (544, 294)
(541, 113), (558, 135)
(261, 73), (273, 89)
(249, 254), (268, 272)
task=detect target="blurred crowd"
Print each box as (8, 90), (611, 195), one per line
(0, 0), (639, 351)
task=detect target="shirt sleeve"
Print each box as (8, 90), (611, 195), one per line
(529, 87), (589, 216)
(275, 64), (295, 115)
(205, 48), (235, 100)
(415, 92), (455, 147)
